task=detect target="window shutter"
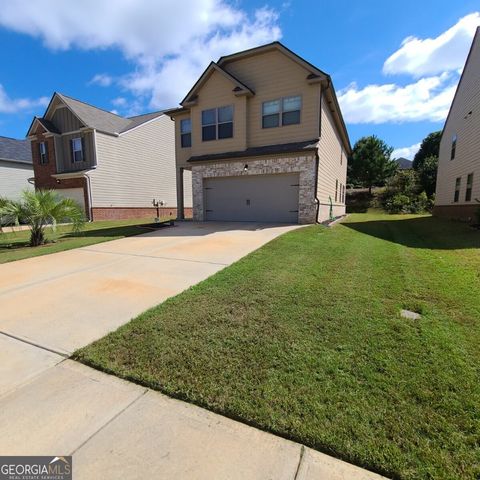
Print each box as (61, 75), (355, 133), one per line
(70, 139), (74, 163)
(44, 141), (48, 164)
(81, 137), (86, 162)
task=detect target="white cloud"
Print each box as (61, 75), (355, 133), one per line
(0, 0), (281, 108)
(384, 13), (479, 77)
(338, 73), (457, 124)
(0, 84), (48, 114)
(111, 97), (127, 107)
(391, 143), (421, 160)
(88, 73), (113, 87)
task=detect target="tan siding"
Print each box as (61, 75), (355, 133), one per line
(436, 32), (480, 207)
(51, 106), (83, 133)
(175, 112), (192, 168)
(223, 49), (320, 147)
(316, 96), (347, 218)
(189, 70), (247, 155)
(90, 115), (190, 208)
(0, 161), (33, 199)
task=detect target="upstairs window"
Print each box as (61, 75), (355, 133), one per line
(71, 138), (84, 163)
(39, 142), (48, 164)
(335, 179), (339, 202)
(451, 134), (457, 160)
(466, 173), (474, 201)
(201, 106), (233, 141)
(454, 177), (461, 202)
(262, 95), (301, 128)
(180, 119), (192, 148)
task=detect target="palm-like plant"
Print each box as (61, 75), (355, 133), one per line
(0, 189), (85, 246)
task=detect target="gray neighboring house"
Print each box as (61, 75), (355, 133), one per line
(0, 136), (33, 199)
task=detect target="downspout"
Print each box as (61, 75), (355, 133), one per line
(314, 81), (326, 223)
(84, 173), (94, 222)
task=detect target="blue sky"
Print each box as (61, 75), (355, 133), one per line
(0, 0), (478, 159)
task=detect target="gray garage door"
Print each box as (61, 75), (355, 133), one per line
(204, 173), (299, 223)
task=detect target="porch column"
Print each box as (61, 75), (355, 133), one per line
(176, 167), (185, 220)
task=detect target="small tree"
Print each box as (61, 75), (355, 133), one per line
(348, 135), (397, 194)
(413, 131), (441, 170)
(416, 155), (438, 197)
(0, 189), (85, 246)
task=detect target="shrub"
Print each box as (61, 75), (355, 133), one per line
(385, 194), (411, 214)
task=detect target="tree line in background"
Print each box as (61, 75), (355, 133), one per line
(347, 131), (441, 214)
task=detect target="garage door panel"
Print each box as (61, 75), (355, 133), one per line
(205, 174), (299, 223)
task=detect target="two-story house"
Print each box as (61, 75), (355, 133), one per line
(167, 42), (350, 224)
(434, 27), (480, 222)
(0, 136), (33, 199)
(27, 92), (192, 221)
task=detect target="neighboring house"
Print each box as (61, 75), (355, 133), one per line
(434, 27), (480, 222)
(395, 157), (413, 170)
(27, 92), (191, 221)
(167, 42), (351, 224)
(0, 136), (33, 199)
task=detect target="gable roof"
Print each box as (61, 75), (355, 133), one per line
(28, 92), (168, 137)
(441, 27), (480, 136)
(0, 136), (32, 164)
(181, 62), (254, 105)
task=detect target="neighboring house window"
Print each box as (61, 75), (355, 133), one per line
(39, 142), (48, 164)
(180, 119), (192, 148)
(335, 179), (338, 202)
(71, 138), (84, 163)
(201, 106), (233, 141)
(451, 135), (457, 160)
(466, 173), (474, 201)
(454, 177), (461, 202)
(262, 95), (301, 128)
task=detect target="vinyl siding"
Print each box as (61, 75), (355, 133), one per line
(51, 106), (83, 133)
(223, 49), (320, 147)
(316, 96), (347, 219)
(189, 70), (247, 156)
(90, 115), (190, 208)
(57, 132), (96, 173)
(435, 32), (480, 206)
(0, 161), (33, 199)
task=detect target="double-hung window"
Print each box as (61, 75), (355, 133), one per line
(201, 106), (233, 141)
(39, 142), (48, 164)
(180, 119), (192, 148)
(451, 135), (457, 160)
(335, 179), (339, 202)
(262, 95), (301, 128)
(454, 177), (461, 202)
(466, 173), (474, 201)
(71, 138), (84, 163)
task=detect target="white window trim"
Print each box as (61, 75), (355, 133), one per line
(72, 137), (83, 163)
(262, 94), (302, 129)
(201, 105), (234, 141)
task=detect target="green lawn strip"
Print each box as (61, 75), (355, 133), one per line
(74, 213), (480, 479)
(0, 218), (167, 263)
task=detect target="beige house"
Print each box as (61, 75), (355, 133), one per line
(27, 92), (192, 221)
(167, 42), (350, 224)
(434, 27), (480, 222)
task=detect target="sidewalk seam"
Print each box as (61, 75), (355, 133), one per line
(0, 330), (69, 358)
(69, 388), (148, 456)
(293, 444), (306, 480)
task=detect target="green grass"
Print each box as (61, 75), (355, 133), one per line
(0, 218), (166, 263)
(74, 213), (480, 479)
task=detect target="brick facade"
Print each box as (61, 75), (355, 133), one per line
(31, 134), (90, 216)
(191, 154), (317, 224)
(433, 204), (479, 223)
(91, 207), (193, 221)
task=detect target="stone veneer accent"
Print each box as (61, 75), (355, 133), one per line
(191, 154), (317, 224)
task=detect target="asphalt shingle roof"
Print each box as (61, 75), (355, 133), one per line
(0, 136), (32, 164)
(53, 93), (167, 135)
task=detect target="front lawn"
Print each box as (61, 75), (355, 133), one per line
(0, 218), (163, 263)
(75, 213), (480, 479)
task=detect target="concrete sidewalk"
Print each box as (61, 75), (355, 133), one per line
(0, 344), (386, 480)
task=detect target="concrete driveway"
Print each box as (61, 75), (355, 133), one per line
(0, 221), (300, 355)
